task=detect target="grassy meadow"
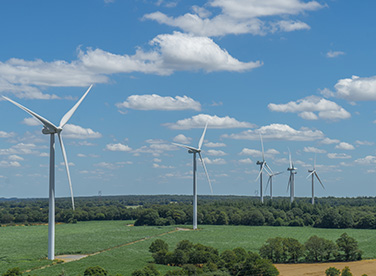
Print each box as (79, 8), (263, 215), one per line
(0, 221), (375, 275)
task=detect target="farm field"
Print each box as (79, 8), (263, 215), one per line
(1, 221), (375, 275)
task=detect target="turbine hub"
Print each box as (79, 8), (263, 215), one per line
(42, 127), (56, 135)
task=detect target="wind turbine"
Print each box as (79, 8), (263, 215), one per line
(307, 155), (325, 205)
(287, 148), (297, 203)
(265, 169), (283, 200)
(255, 134), (272, 203)
(173, 123), (212, 230)
(3, 85), (93, 260)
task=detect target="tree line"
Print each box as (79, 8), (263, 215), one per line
(1, 195), (376, 229)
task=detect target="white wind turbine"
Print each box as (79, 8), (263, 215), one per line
(287, 148), (297, 203)
(255, 134), (272, 203)
(173, 123), (213, 230)
(3, 85), (93, 260)
(307, 154), (325, 205)
(265, 169), (283, 200)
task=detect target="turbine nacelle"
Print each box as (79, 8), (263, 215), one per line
(42, 127), (62, 135)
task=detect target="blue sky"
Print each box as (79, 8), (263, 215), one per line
(1, 0), (376, 199)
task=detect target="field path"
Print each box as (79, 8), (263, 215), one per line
(24, 227), (191, 273)
(275, 259), (376, 276)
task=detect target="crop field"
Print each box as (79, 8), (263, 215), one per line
(1, 221), (375, 275)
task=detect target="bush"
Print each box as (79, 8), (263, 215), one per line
(336, 233), (362, 261)
(83, 266), (108, 276)
(341, 266), (353, 276)
(149, 239), (169, 253)
(2, 267), (22, 276)
(325, 267), (340, 276)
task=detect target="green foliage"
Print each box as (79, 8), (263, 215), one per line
(83, 266), (108, 276)
(260, 237), (284, 263)
(149, 239), (169, 253)
(2, 267), (22, 276)
(304, 235), (337, 262)
(341, 266), (353, 276)
(325, 267), (340, 276)
(336, 233), (362, 261)
(131, 264), (161, 276)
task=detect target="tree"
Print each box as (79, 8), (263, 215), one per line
(325, 267), (340, 276)
(149, 239), (169, 253)
(336, 233), (362, 261)
(2, 267), (22, 276)
(283, 238), (304, 263)
(83, 266), (108, 276)
(341, 266), (353, 276)
(260, 237), (284, 263)
(305, 235), (337, 262)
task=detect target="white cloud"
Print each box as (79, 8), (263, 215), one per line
(173, 134), (192, 144)
(239, 158), (253, 164)
(326, 51), (345, 58)
(355, 140), (374, 146)
(164, 114), (254, 129)
(0, 143), (39, 156)
(0, 131), (16, 138)
(202, 157), (226, 165)
(335, 142), (355, 150)
(327, 153), (352, 159)
(94, 161), (128, 170)
(330, 75), (376, 101)
(268, 96), (351, 120)
(0, 160), (21, 167)
(223, 124), (325, 141)
(320, 137), (340, 144)
(206, 149), (227, 156)
(8, 155), (24, 161)
(239, 148), (279, 158)
(355, 155), (376, 165)
(106, 143), (132, 152)
(303, 147), (326, 154)
(116, 94), (201, 111)
(63, 124), (102, 139)
(153, 163), (174, 169)
(144, 0), (323, 37)
(22, 117), (40, 126)
(205, 142), (226, 148)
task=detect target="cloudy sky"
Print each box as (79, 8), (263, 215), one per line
(1, 0), (376, 199)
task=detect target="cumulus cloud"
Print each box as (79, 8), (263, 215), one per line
(22, 117), (40, 126)
(144, 0), (324, 36)
(0, 160), (21, 167)
(268, 96), (351, 121)
(326, 50), (345, 58)
(239, 148), (279, 158)
(164, 114), (254, 129)
(8, 155), (24, 161)
(326, 75), (376, 101)
(327, 153), (352, 159)
(335, 142), (355, 150)
(303, 147), (326, 153)
(173, 134), (192, 144)
(206, 149), (227, 156)
(239, 158), (253, 164)
(205, 142), (226, 148)
(106, 143), (132, 152)
(63, 124), (102, 139)
(0, 131), (15, 138)
(223, 123), (325, 141)
(0, 32), (259, 99)
(355, 140), (374, 146)
(202, 157), (226, 165)
(320, 137), (340, 144)
(355, 155), (376, 165)
(116, 94), (201, 111)
(0, 143), (39, 156)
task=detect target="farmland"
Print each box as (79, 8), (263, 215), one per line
(1, 221), (375, 275)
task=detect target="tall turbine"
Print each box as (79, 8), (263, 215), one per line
(307, 155), (325, 205)
(173, 123), (213, 230)
(265, 169), (283, 200)
(3, 85), (93, 260)
(256, 134), (272, 203)
(287, 148), (297, 203)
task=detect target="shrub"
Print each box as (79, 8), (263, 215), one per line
(149, 239), (169, 253)
(2, 267), (22, 276)
(83, 266), (108, 276)
(325, 267), (340, 276)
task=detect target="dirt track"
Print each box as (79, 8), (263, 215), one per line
(275, 259), (376, 276)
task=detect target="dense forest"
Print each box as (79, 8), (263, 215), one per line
(1, 195), (376, 229)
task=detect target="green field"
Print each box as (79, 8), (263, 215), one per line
(1, 221), (375, 275)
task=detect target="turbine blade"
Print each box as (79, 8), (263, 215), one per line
(315, 172), (326, 190)
(307, 171), (315, 179)
(260, 133), (265, 161)
(265, 163), (273, 175)
(314, 153), (317, 170)
(255, 162), (265, 181)
(265, 176), (271, 191)
(198, 152), (213, 194)
(287, 174), (291, 192)
(58, 133), (75, 210)
(59, 85), (93, 128)
(288, 147), (292, 169)
(198, 122), (208, 150)
(273, 171), (284, 176)
(172, 143), (198, 152)
(2, 96), (57, 132)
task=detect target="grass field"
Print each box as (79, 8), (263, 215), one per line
(1, 221), (375, 275)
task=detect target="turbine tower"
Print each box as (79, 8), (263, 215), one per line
(173, 123), (212, 230)
(3, 85), (93, 260)
(256, 134), (272, 203)
(287, 148), (297, 203)
(307, 155), (325, 205)
(265, 169), (283, 200)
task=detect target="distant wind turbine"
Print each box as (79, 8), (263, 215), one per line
(287, 148), (297, 203)
(265, 169), (283, 200)
(307, 154), (325, 205)
(173, 123), (213, 230)
(255, 134), (272, 203)
(3, 85), (93, 260)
